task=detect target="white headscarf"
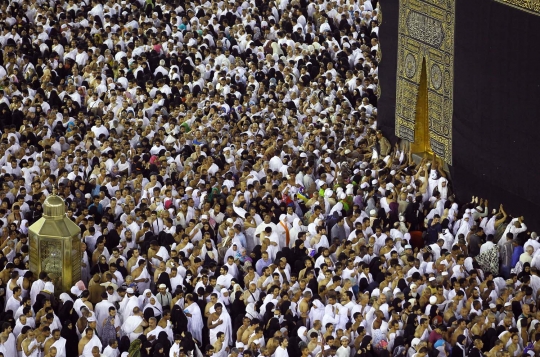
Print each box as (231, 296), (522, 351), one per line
(309, 299), (325, 326)
(246, 302), (262, 320)
(297, 326), (308, 344)
(448, 203), (459, 224)
(455, 214), (471, 238)
(437, 177), (448, 200)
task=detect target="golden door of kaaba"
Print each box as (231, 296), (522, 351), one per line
(394, 0), (455, 164)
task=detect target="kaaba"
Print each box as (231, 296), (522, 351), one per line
(379, 0), (540, 228)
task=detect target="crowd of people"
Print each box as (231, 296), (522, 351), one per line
(0, 1), (538, 357)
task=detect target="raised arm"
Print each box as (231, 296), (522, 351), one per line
(494, 204), (507, 228)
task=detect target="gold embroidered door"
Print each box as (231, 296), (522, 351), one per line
(395, 0), (455, 164)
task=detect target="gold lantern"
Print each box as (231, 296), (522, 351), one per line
(28, 194), (82, 295)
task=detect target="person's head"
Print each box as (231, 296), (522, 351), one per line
(85, 328), (94, 339)
(158, 284), (167, 295)
(91, 346), (100, 357)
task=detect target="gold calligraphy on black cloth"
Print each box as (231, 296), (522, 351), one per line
(494, 0), (540, 16)
(395, 0), (455, 164)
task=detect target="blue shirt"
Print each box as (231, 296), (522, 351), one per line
(235, 232), (247, 248)
(255, 258), (272, 276)
(511, 246), (524, 268)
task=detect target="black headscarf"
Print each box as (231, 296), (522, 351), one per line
(143, 306), (155, 322)
(155, 272), (172, 293)
(293, 239), (308, 261)
(518, 262), (531, 280)
(156, 331), (171, 356)
(116, 258), (129, 277)
(152, 343), (165, 357)
(60, 320), (79, 357)
(119, 336), (131, 354)
(360, 335), (375, 357)
(403, 313), (418, 345)
(262, 302), (275, 324)
(251, 244), (262, 263)
(392, 298), (403, 314)
(230, 290), (246, 319)
(90, 255), (109, 276)
(180, 331), (196, 353)
(170, 305), (188, 336)
(33, 293), (46, 314)
(58, 300), (78, 325)
(369, 257), (385, 283)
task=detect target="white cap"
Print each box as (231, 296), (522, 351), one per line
(369, 209), (377, 216)
(201, 215), (208, 219)
(429, 296), (437, 304)
(429, 277), (436, 282)
(489, 303), (496, 309)
(127, 288), (134, 294)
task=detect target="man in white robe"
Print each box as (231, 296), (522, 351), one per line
(185, 296), (204, 343)
(81, 329), (102, 357)
(122, 310), (145, 342)
(0, 324), (17, 357)
(49, 329), (67, 357)
(120, 289), (139, 323)
(208, 303), (232, 345)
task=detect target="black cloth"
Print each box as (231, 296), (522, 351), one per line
(106, 230), (121, 252)
(425, 220), (442, 245)
(469, 347), (483, 357)
(451, 0), (540, 231)
(451, 344), (466, 357)
(58, 300), (79, 325)
(180, 331), (196, 353)
(60, 320), (80, 357)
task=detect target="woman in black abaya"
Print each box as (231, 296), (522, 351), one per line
(155, 272), (172, 294)
(170, 305), (188, 336)
(357, 336), (375, 357)
(156, 331), (171, 356)
(180, 331), (197, 355)
(230, 290), (246, 320)
(58, 300), (79, 325)
(61, 320), (80, 357)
